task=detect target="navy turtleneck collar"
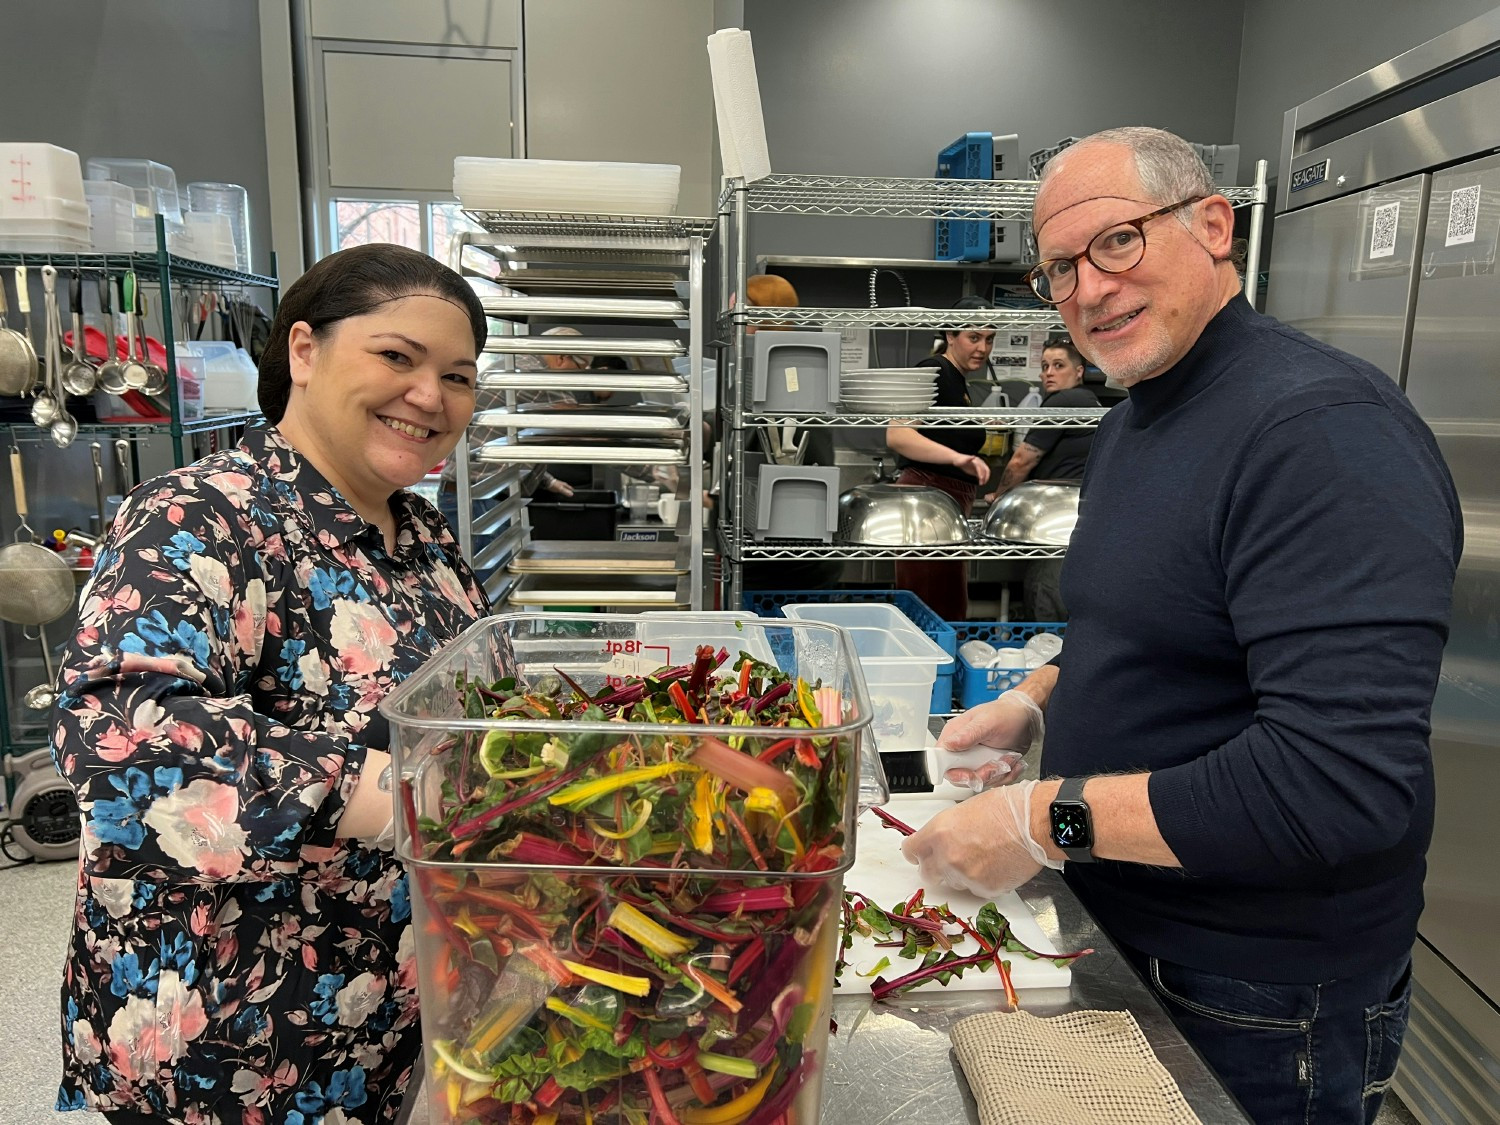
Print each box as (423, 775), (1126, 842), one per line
(1121, 294), (1256, 425)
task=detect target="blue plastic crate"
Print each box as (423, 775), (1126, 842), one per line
(742, 589), (957, 712)
(952, 621), (1067, 709)
(934, 131), (993, 262)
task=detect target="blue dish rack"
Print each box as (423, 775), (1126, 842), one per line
(952, 621), (1067, 709)
(934, 131), (992, 262)
(741, 589), (958, 712)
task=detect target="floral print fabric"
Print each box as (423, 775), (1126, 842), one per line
(51, 426), (487, 1123)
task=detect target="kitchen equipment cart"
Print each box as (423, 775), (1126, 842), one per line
(712, 169), (1269, 610)
(450, 213), (712, 610)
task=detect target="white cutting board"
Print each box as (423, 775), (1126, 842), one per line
(838, 800), (1072, 994)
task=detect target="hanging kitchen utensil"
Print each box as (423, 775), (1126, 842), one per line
(90, 442), (108, 535)
(119, 273), (149, 390)
(61, 271), (97, 395)
(29, 268), (61, 428)
(0, 268), (40, 398)
(114, 437), (133, 494)
(44, 267), (78, 448)
(14, 266), (42, 396)
(136, 289), (168, 396)
(24, 679), (57, 711)
(0, 447), (76, 626)
(95, 273), (129, 395)
(24, 617), (58, 710)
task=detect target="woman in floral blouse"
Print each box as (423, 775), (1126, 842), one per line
(50, 244), (491, 1124)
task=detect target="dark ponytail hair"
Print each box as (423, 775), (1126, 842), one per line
(258, 244), (487, 423)
(934, 294), (997, 353)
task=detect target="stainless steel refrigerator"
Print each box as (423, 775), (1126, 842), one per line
(1268, 12), (1500, 1121)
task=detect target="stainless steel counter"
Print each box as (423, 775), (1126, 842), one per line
(821, 867), (1251, 1123)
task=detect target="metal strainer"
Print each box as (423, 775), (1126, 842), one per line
(0, 447), (75, 626)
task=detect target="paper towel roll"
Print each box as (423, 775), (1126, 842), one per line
(708, 28), (771, 184)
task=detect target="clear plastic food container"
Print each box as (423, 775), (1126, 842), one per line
(380, 612), (883, 1124)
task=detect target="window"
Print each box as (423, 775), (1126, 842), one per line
(332, 200), (421, 251)
(431, 202), (482, 266)
(328, 199), (480, 264)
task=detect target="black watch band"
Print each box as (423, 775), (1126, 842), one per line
(1049, 775), (1095, 863)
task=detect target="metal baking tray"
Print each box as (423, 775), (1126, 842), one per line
(508, 539), (687, 575)
(505, 572), (689, 607)
(484, 335), (686, 357)
(479, 371), (688, 394)
(472, 526), (526, 574)
(475, 437), (687, 465)
(481, 295), (687, 320)
(473, 405), (688, 433)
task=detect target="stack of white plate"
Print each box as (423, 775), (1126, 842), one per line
(839, 368), (940, 413)
(454, 157), (681, 215)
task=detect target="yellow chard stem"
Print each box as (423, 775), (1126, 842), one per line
(549, 761), (700, 809)
(608, 901), (696, 958)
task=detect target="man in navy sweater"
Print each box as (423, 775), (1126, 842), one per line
(902, 127), (1461, 1124)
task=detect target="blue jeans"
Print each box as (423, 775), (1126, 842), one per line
(1120, 944), (1412, 1125)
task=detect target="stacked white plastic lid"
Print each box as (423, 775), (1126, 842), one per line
(840, 368), (941, 413)
(454, 157), (681, 215)
(0, 143), (91, 252)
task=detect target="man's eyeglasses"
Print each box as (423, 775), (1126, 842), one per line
(1025, 196), (1205, 305)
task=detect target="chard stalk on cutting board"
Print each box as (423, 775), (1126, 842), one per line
(842, 809), (1094, 1006)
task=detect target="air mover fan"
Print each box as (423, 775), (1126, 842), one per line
(7, 749), (79, 862)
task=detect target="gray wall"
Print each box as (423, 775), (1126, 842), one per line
(1233, 0), (1500, 180)
(741, 0), (1246, 259)
(0, 0), (271, 274)
(525, 0), (718, 214)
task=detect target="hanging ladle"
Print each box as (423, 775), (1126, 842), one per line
(95, 273), (129, 395)
(43, 267), (78, 448)
(136, 288), (168, 397)
(29, 268), (60, 427)
(119, 272), (149, 391)
(61, 270), (97, 395)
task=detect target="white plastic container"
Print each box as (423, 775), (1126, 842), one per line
(183, 212), (237, 267)
(453, 156), (681, 214)
(176, 341), (258, 413)
(0, 219), (91, 252)
(0, 143), (87, 219)
(85, 157), (182, 222)
(782, 602), (953, 751)
(186, 182), (250, 273)
(85, 181), (135, 252)
(174, 352), (205, 419)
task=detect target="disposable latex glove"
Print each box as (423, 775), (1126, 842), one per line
(935, 689), (1043, 792)
(900, 779), (1063, 898)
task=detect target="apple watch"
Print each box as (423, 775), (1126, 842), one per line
(1049, 776), (1095, 863)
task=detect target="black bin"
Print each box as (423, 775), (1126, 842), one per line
(527, 489), (618, 541)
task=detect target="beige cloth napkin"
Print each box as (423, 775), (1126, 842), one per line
(951, 1009), (1203, 1125)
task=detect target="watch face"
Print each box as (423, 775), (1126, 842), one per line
(1050, 801), (1092, 849)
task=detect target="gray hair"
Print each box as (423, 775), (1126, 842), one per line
(1041, 126), (1215, 225)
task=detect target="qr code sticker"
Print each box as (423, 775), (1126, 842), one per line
(1369, 202), (1399, 260)
(1446, 185), (1481, 246)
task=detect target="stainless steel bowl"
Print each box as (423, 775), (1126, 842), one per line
(982, 480), (1081, 545)
(837, 484), (970, 546)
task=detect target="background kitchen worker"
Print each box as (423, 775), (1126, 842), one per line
(886, 296), (994, 620)
(904, 126), (1460, 1124)
(50, 244), (491, 1123)
(988, 337), (1101, 620)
